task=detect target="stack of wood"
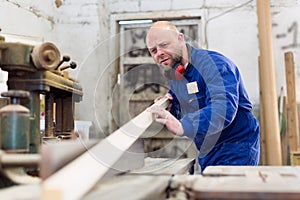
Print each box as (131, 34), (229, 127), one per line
(259, 51), (300, 165)
(284, 52), (300, 165)
(257, 0), (300, 165)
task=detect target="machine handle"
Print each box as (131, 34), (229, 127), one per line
(59, 61), (77, 71)
(55, 55), (70, 69)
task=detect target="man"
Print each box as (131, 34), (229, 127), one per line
(146, 21), (260, 172)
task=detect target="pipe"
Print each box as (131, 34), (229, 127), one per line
(0, 151), (41, 185)
(1, 152), (41, 168)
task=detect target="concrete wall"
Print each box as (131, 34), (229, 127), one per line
(110, 0), (300, 132)
(110, 0), (300, 103)
(0, 0), (110, 137)
(0, 0), (300, 137)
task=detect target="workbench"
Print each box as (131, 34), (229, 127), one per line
(0, 157), (195, 200)
(83, 157), (195, 200)
(83, 165), (300, 200)
(1, 163), (300, 199)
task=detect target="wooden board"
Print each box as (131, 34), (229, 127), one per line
(257, 0), (282, 165)
(130, 157), (195, 175)
(203, 165), (300, 176)
(82, 175), (170, 200)
(285, 51), (300, 152)
(40, 140), (98, 179)
(40, 139), (144, 180)
(0, 184), (41, 200)
(186, 166), (300, 199)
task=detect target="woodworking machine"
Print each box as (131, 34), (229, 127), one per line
(0, 33), (83, 187)
(0, 33), (196, 199)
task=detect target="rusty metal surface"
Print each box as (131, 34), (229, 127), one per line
(7, 70), (83, 97)
(45, 93), (55, 137)
(0, 39), (84, 192)
(0, 42), (35, 72)
(0, 40), (83, 151)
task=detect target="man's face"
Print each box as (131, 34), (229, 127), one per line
(146, 28), (182, 70)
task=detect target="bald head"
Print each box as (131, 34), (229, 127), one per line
(149, 21), (179, 33)
(146, 21), (179, 44)
(145, 21), (188, 70)
(146, 21), (182, 49)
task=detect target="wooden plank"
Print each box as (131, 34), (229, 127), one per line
(281, 95), (289, 164)
(203, 166), (300, 176)
(189, 166), (300, 199)
(83, 175), (170, 200)
(129, 157), (195, 175)
(0, 184), (41, 200)
(40, 139), (144, 180)
(42, 97), (169, 200)
(256, 0), (282, 165)
(189, 177), (300, 200)
(40, 140), (98, 179)
(285, 51), (300, 152)
(258, 56), (267, 165)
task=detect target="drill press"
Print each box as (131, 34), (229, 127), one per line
(0, 35), (83, 154)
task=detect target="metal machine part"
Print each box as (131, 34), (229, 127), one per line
(0, 32), (83, 187)
(31, 42), (61, 70)
(0, 150), (40, 168)
(0, 35), (83, 153)
(0, 150), (41, 186)
(0, 90), (30, 153)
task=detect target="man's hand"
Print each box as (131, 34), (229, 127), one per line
(147, 106), (184, 136)
(154, 93), (173, 111)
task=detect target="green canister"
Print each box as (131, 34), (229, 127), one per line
(0, 90), (30, 153)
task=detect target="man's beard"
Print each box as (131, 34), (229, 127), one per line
(167, 53), (182, 69)
(162, 54), (184, 80)
(173, 54), (182, 65)
(159, 50), (182, 70)
(172, 47), (183, 66)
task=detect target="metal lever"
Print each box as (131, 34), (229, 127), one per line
(60, 61), (77, 71)
(55, 55), (70, 70)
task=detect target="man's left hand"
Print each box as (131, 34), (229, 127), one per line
(147, 106), (184, 136)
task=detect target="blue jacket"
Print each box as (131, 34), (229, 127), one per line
(169, 44), (260, 171)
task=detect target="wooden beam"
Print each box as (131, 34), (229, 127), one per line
(258, 56), (267, 165)
(42, 97), (169, 200)
(256, 0), (282, 165)
(285, 51), (300, 152)
(280, 95), (289, 165)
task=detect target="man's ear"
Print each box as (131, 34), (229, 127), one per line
(178, 33), (184, 42)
